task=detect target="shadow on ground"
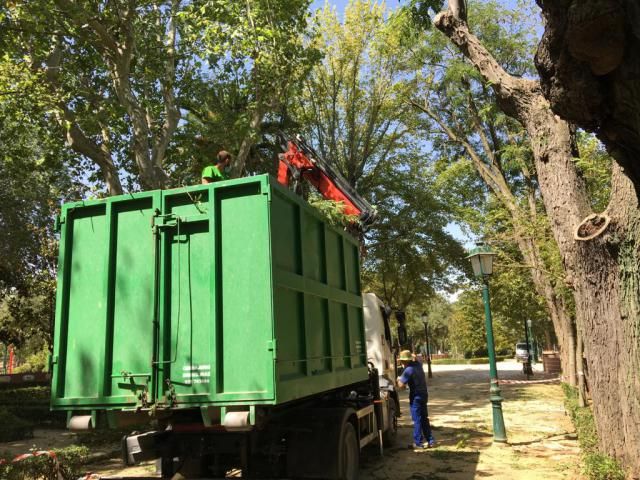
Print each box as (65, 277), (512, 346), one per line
(360, 424), (484, 480)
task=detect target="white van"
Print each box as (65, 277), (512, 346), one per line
(515, 342), (531, 362)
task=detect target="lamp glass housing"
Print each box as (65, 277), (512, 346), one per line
(466, 243), (496, 277)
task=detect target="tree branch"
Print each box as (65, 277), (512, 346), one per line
(433, 9), (538, 119)
(53, 0), (118, 54)
(152, 0), (181, 169)
(44, 39), (123, 195)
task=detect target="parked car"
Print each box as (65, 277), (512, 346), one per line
(515, 342), (532, 362)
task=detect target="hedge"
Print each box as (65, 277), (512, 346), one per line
(0, 446), (89, 480)
(562, 384), (626, 480)
(0, 408), (33, 442)
(430, 356), (508, 365)
(0, 387), (65, 426)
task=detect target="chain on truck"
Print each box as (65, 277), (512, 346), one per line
(50, 135), (401, 479)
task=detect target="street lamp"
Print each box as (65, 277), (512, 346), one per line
(421, 312), (433, 378)
(466, 242), (507, 443)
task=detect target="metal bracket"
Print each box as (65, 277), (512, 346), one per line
(267, 339), (277, 359)
(165, 379), (177, 407)
(54, 215), (65, 233)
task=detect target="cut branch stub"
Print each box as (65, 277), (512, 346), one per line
(574, 213), (611, 241)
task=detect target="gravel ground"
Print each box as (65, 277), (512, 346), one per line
(1, 360), (581, 479)
(359, 360), (582, 480)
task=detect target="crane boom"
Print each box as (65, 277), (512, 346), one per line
(277, 134), (376, 228)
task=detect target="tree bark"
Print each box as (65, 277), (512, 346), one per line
(233, 109), (264, 177)
(434, 6), (640, 475)
(535, 0), (640, 192)
(577, 324), (586, 408)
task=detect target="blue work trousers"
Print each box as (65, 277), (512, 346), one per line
(410, 395), (433, 445)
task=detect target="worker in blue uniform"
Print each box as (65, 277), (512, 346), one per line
(397, 349), (436, 449)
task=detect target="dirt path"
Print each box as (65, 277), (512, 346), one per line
(0, 360), (581, 479)
(360, 360), (582, 480)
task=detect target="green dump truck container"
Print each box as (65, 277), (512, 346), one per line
(51, 175), (367, 412)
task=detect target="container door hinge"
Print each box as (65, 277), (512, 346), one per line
(54, 215), (65, 233)
(267, 339), (277, 359)
(48, 354), (58, 372)
(262, 182), (272, 201)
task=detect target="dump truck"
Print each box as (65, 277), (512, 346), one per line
(51, 174), (399, 479)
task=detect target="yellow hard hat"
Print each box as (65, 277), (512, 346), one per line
(399, 350), (412, 361)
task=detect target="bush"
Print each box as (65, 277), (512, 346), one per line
(562, 384), (626, 480)
(583, 453), (626, 480)
(0, 387), (50, 405)
(431, 358), (467, 365)
(13, 347), (50, 373)
(467, 356), (508, 364)
(0, 387), (65, 426)
(0, 445), (89, 480)
(0, 408), (33, 442)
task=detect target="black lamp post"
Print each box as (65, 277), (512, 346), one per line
(466, 242), (507, 443)
(527, 319), (537, 362)
(523, 319), (533, 377)
(421, 312), (433, 378)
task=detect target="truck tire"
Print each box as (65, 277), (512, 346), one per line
(338, 422), (359, 480)
(382, 401), (398, 447)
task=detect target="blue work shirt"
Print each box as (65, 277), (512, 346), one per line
(399, 361), (428, 402)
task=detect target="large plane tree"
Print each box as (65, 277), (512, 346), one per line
(422, 0), (640, 474)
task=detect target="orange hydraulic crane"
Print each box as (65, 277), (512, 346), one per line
(277, 134), (376, 228)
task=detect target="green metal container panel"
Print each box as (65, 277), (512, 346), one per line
(51, 175), (367, 412)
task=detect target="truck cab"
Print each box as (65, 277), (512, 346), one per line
(363, 294), (396, 387)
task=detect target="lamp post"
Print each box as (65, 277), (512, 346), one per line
(466, 242), (507, 443)
(527, 319), (537, 363)
(421, 312), (433, 378)
(523, 319), (533, 377)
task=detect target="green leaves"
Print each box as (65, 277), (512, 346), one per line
(405, 0), (445, 29)
(574, 132), (612, 213)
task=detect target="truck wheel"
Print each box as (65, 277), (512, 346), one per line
(160, 456), (174, 479)
(338, 422), (359, 480)
(382, 402), (398, 447)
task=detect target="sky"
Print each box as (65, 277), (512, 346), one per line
(310, 0), (531, 12)
(308, 0), (505, 253)
(305, 0), (542, 256)
(309, 0), (543, 38)
(304, 0), (537, 300)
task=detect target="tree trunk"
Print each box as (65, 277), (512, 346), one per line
(543, 329), (552, 350)
(535, 0), (640, 191)
(517, 233), (576, 385)
(535, 3), (640, 467)
(577, 325), (586, 408)
(566, 323), (576, 388)
(234, 109), (264, 177)
(434, 7), (640, 475)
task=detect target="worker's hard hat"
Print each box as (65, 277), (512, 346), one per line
(398, 350), (412, 361)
